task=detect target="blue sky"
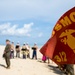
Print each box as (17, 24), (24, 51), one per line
(0, 0), (75, 46)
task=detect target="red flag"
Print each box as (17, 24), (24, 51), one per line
(40, 7), (75, 64)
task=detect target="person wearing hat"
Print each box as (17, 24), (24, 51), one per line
(32, 43), (38, 60)
(4, 39), (11, 69)
(21, 43), (27, 59)
(10, 41), (15, 58)
(26, 43), (30, 58)
(15, 42), (20, 58)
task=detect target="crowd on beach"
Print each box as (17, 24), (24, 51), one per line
(2, 39), (40, 69)
(2, 39), (74, 75)
(3, 40), (50, 61)
(10, 41), (50, 63)
(7, 41), (38, 59)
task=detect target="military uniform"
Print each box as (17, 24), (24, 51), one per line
(58, 64), (74, 75)
(65, 64), (74, 75)
(4, 44), (11, 68)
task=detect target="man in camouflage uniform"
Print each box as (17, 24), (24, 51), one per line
(4, 39), (11, 69)
(65, 64), (74, 75)
(59, 64), (74, 75)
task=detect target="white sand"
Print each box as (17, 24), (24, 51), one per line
(0, 45), (75, 75)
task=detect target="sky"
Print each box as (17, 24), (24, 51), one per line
(0, 0), (75, 46)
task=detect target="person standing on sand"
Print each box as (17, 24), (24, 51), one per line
(42, 55), (47, 63)
(26, 43), (30, 58)
(58, 64), (74, 75)
(65, 64), (74, 75)
(4, 39), (11, 69)
(21, 43), (27, 59)
(15, 42), (20, 58)
(32, 43), (38, 60)
(10, 42), (15, 58)
(42, 55), (50, 64)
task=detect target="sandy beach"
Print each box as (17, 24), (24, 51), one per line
(0, 45), (75, 75)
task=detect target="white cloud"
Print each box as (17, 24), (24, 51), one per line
(0, 22), (33, 36)
(0, 0), (75, 21)
(38, 32), (43, 37)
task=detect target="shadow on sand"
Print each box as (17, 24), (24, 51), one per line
(47, 65), (66, 75)
(35, 58), (66, 75)
(0, 64), (6, 68)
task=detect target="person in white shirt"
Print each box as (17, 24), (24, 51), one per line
(10, 42), (15, 58)
(26, 43), (30, 58)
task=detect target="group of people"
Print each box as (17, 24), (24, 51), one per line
(10, 41), (38, 59)
(41, 56), (74, 75)
(21, 43), (38, 59)
(2, 39), (74, 75)
(10, 41), (30, 59)
(3, 39), (38, 69)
